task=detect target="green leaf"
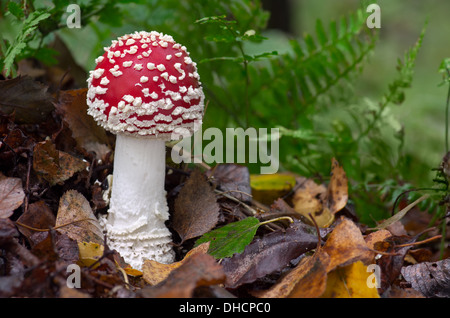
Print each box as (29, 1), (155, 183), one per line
(3, 10), (51, 77)
(195, 217), (261, 259)
(315, 19), (328, 47)
(7, 2), (25, 19)
(195, 15), (236, 25)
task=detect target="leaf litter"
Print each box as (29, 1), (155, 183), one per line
(0, 73), (449, 299)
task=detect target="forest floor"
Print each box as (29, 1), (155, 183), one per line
(0, 60), (449, 299)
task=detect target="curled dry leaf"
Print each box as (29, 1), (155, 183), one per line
(292, 158), (348, 227)
(0, 173), (25, 219)
(258, 249), (330, 298)
(142, 242), (210, 285)
(172, 169), (219, 243)
(326, 158), (348, 214)
(401, 259), (450, 298)
(322, 217), (374, 272)
(55, 190), (103, 244)
(139, 252), (226, 298)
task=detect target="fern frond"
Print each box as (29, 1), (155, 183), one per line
(357, 22), (427, 142)
(277, 9), (377, 109)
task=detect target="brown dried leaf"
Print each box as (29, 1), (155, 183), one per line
(31, 230), (79, 263)
(142, 242), (210, 285)
(16, 200), (55, 241)
(365, 229), (392, 250)
(326, 158), (348, 214)
(322, 217), (373, 272)
(33, 140), (89, 186)
(172, 169), (219, 243)
(258, 249), (330, 298)
(55, 89), (111, 160)
(55, 190), (103, 244)
(221, 220), (320, 288)
(139, 252), (226, 298)
(401, 258), (450, 298)
(0, 76), (54, 124)
(292, 158), (348, 227)
(292, 177), (329, 226)
(207, 164), (252, 203)
(257, 217), (373, 298)
(0, 173), (25, 218)
(377, 234), (418, 293)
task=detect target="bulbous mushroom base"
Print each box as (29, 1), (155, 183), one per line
(102, 218), (175, 269)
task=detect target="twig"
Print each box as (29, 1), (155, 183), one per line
(395, 234), (442, 248)
(214, 189), (258, 216)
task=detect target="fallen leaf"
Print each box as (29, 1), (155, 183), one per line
(55, 190), (103, 244)
(250, 173), (296, 205)
(292, 177), (330, 227)
(257, 217), (373, 298)
(322, 217), (373, 272)
(195, 216), (261, 259)
(401, 257), (450, 298)
(364, 229), (392, 250)
(33, 140), (89, 186)
(0, 76), (54, 124)
(326, 158), (348, 214)
(0, 173), (25, 218)
(16, 200), (55, 241)
(258, 249), (330, 298)
(55, 89), (111, 160)
(292, 158), (348, 227)
(138, 252), (226, 298)
(221, 220), (320, 288)
(142, 242), (210, 285)
(207, 164), (252, 203)
(321, 261), (380, 298)
(77, 241), (104, 268)
(31, 230), (79, 263)
(376, 234), (418, 293)
(172, 169), (219, 243)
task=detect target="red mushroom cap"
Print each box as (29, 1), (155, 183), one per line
(87, 31), (204, 139)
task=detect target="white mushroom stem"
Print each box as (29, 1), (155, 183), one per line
(103, 134), (175, 269)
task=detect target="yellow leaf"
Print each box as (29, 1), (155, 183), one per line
(77, 241), (104, 268)
(321, 261), (380, 298)
(250, 173), (296, 205)
(124, 267), (143, 277)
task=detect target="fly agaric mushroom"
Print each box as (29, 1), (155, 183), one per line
(86, 31), (204, 269)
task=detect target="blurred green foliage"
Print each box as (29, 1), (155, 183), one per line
(1, 0), (449, 226)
